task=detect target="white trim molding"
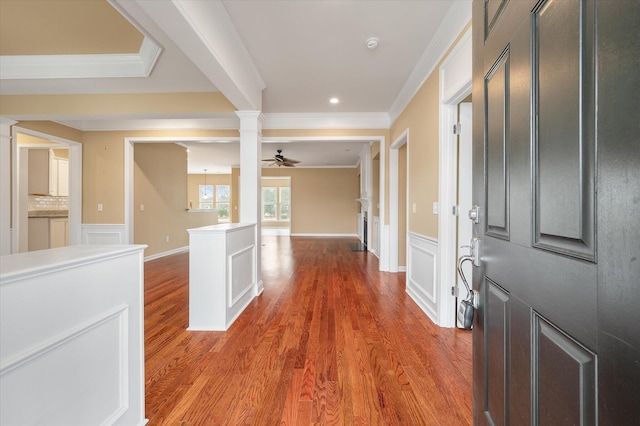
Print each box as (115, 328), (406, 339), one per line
(406, 232), (439, 324)
(0, 37), (161, 80)
(263, 113), (390, 130)
(388, 130), (409, 273)
(290, 233), (358, 238)
(144, 246), (188, 262)
(437, 26), (472, 328)
(261, 228), (290, 236)
(0, 118), (17, 255)
(388, 1), (472, 124)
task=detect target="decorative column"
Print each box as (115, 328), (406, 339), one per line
(0, 118), (17, 255)
(236, 111), (264, 295)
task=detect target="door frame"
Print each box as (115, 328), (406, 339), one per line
(389, 129), (409, 273)
(438, 28), (472, 327)
(11, 126), (82, 252)
(124, 136), (386, 249)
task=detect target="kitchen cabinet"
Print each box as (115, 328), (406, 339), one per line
(49, 218), (68, 248)
(28, 218), (49, 251)
(28, 148), (69, 196)
(49, 155), (69, 196)
(28, 217), (68, 251)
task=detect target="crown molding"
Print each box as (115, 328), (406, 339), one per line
(263, 113), (390, 130)
(388, 1), (472, 124)
(125, 0), (266, 111)
(0, 37), (161, 80)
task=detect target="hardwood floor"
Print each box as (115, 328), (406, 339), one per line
(144, 236), (472, 425)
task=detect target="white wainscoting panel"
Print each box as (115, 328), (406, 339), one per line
(187, 223), (257, 331)
(372, 216), (380, 257)
(82, 224), (126, 245)
(0, 244), (147, 426)
(406, 232), (439, 324)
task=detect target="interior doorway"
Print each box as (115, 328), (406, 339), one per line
(389, 130), (408, 273)
(11, 127), (82, 254)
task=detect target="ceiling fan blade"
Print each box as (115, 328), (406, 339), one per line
(282, 157), (300, 163)
(282, 161), (296, 167)
(262, 158), (275, 162)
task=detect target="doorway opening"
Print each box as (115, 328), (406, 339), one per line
(11, 127), (82, 254)
(260, 176), (291, 236)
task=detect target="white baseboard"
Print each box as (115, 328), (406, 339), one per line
(144, 246), (188, 262)
(290, 233), (358, 238)
(261, 228), (290, 236)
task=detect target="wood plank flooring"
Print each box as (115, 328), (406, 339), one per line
(144, 236), (472, 425)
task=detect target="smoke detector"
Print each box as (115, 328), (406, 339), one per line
(366, 37), (379, 50)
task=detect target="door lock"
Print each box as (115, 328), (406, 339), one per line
(468, 205), (480, 224)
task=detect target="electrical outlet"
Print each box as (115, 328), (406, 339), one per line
(165, 236), (170, 242)
(412, 203), (417, 213)
(140, 204), (145, 211)
(432, 202), (439, 215)
(97, 203), (103, 211)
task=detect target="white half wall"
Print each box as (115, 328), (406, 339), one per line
(406, 232), (439, 325)
(0, 245), (147, 426)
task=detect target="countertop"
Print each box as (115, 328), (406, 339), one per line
(28, 210), (69, 218)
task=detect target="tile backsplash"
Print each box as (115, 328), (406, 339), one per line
(29, 195), (69, 211)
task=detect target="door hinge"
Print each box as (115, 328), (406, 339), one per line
(452, 205), (459, 216)
(453, 123), (461, 135)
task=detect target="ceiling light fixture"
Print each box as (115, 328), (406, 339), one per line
(202, 169), (209, 199)
(330, 97), (339, 104)
(366, 37), (379, 50)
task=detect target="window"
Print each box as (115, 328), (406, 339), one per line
(198, 185), (213, 209)
(198, 184), (230, 222)
(262, 186), (290, 221)
(216, 185), (230, 222)
(279, 187), (290, 220)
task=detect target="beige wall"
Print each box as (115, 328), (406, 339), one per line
(81, 129), (237, 224)
(1, 92), (234, 116)
(262, 167), (359, 235)
(15, 120), (82, 143)
(134, 143), (217, 256)
(389, 21), (472, 239)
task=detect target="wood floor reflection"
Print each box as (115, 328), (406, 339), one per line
(144, 236), (472, 425)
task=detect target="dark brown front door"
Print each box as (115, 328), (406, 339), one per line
(471, 0), (640, 424)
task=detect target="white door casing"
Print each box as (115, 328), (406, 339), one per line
(438, 28), (472, 327)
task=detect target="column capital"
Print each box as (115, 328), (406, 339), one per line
(235, 111), (265, 133)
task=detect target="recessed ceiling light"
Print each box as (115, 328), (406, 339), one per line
(330, 97), (339, 104)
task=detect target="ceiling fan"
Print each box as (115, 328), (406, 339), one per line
(262, 149), (300, 167)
